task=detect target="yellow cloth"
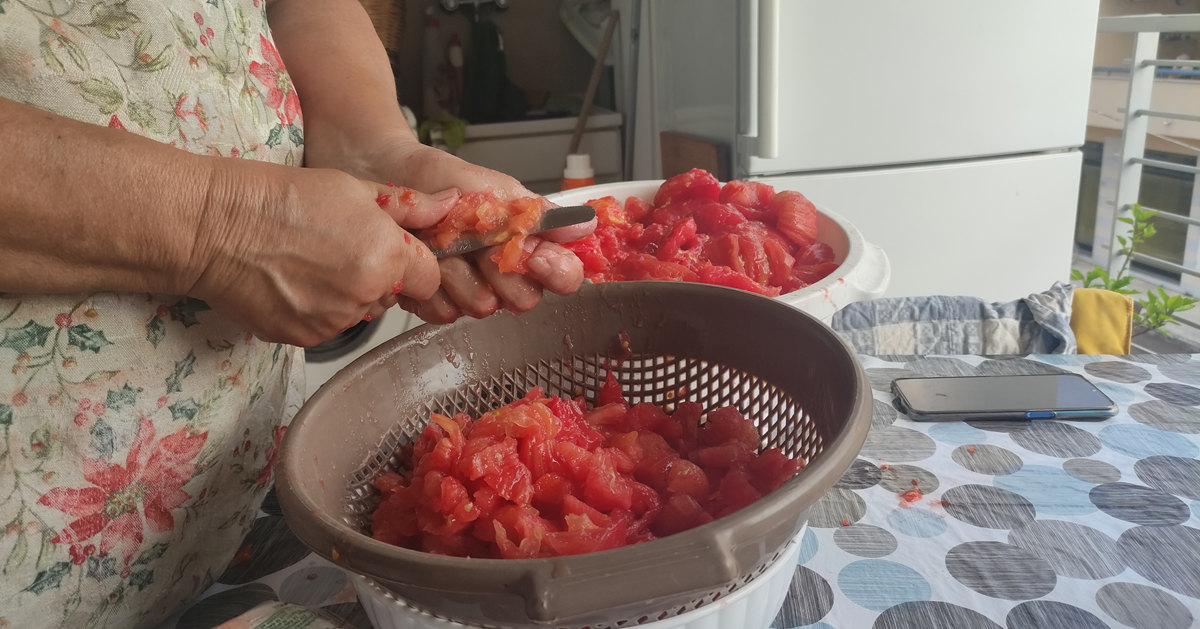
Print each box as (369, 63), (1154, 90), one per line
(1071, 288), (1134, 354)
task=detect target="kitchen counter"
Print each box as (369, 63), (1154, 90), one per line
(154, 354), (1200, 629)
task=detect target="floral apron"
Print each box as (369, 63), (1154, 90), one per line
(0, 0), (306, 626)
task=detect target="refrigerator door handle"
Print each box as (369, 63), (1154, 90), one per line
(756, 0), (780, 159)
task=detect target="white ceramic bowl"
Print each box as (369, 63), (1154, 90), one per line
(354, 526), (805, 629)
(546, 181), (890, 322)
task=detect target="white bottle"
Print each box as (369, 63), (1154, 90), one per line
(561, 154), (595, 190)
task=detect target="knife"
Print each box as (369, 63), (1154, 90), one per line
(426, 204), (596, 259)
(185, 205), (595, 313)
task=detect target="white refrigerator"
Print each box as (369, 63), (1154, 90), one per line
(630, 0), (1100, 302)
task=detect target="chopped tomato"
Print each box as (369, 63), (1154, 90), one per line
(653, 169), (721, 207)
(691, 201), (748, 233)
(769, 191), (819, 248)
(795, 241), (835, 266)
(583, 196), (625, 227)
(793, 262), (840, 285)
(699, 264), (782, 297)
(719, 181), (775, 216)
(711, 467), (763, 518)
(597, 371), (625, 408)
(370, 353), (803, 558)
(426, 192), (551, 254)
(491, 234), (540, 274)
(624, 196), (654, 223)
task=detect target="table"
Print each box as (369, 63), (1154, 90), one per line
(156, 354), (1200, 629)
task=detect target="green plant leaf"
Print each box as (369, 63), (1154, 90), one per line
(1117, 236), (1127, 246)
(67, 324), (112, 354)
(266, 123), (284, 148)
(1117, 217), (1133, 225)
(127, 101), (157, 131)
(105, 383), (137, 411)
(133, 542), (168, 566)
(89, 1), (140, 39)
(146, 315), (165, 348)
(1070, 269), (1084, 281)
(136, 45), (173, 73)
(133, 30), (151, 56)
(86, 555), (117, 581)
(90, 419), (114, 459)
(165, 350), (196, 394)
(24, 561), (71, 595)
(60, 38), (89, 72)
(0, 320), (53, 353)
(39, 41), (65, 75)
(235, 6), (251, 37)
(4, 530), (27, 575)
(79, 78), (124, 115)
(168, 398), (199, 422)
(172, 20), (198, 48)
(128, 568), (153, 591)
(167, 301), (199, 327)
(84, 370), (119, 383)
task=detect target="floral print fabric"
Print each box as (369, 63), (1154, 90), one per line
(0, 0), (306, 626)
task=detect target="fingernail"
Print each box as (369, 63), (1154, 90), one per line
(392, 281), (404, 295)
(527, 254), (552, 278)
(432, 188), (460, 204)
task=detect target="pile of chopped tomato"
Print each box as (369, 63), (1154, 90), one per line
(562, 169), (839, 296)
(370, 374), (804, 558)
(422, 193), (553, 273)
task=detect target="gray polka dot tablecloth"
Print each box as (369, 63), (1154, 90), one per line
(157, 354), (1200, 629)
(775, 354), (1200, 629)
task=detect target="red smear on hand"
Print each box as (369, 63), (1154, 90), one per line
(392, 281), (404, 295)
(376, 194), (392, 208)
(386, 182), (396, 187)
(363, 315), (372, 322)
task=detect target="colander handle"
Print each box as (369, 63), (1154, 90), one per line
(847, 241), (890, 302)
(521, 537), (741, 622)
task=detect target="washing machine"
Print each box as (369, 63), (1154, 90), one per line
(302, 306), (423, 399)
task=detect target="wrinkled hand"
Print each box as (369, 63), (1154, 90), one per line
(376, 142), (597, 324)
(187, 159), (459, 346)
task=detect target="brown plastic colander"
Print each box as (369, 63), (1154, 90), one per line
(276, 282), (871, 628)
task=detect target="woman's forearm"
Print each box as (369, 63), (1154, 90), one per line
(266, 0), (417, 179)
(0, 96), (215, 296)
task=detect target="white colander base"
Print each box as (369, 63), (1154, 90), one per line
(354, 525), (806, 629)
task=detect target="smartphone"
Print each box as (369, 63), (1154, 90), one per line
(891, 374), (1118, 422)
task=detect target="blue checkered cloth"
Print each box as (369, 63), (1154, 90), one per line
(830, 282), (1076, 355)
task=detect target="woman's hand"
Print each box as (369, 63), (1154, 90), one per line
(186, 159), (457, 346)
(319, 139), (597, 324)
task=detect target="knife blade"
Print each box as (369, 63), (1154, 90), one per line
(427, 205), (596, 259)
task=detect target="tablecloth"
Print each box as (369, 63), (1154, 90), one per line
(155, 354), (1200, 629)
